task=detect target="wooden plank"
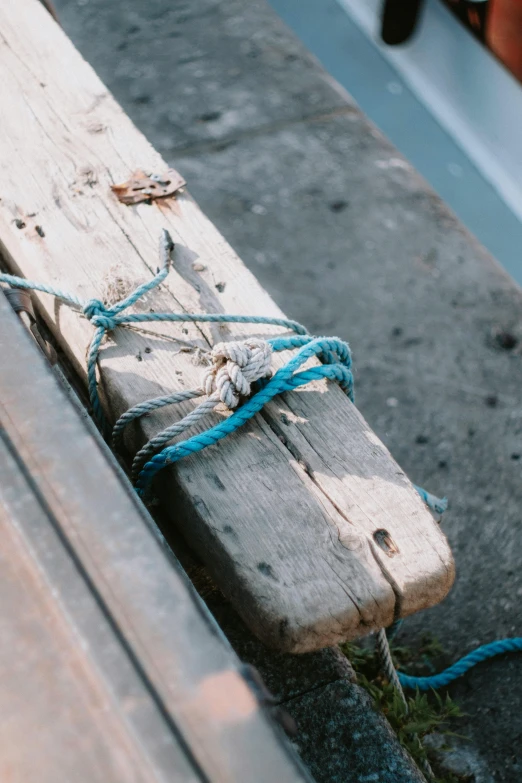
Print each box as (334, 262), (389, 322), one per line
(0, 0), (454, 652)
(0, 291), (312, 783)
(0, 441), (200, 783)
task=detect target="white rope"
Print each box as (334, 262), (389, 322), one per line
(202, 338), (273, 409)
(131, 338), (274, 477)
(376, 629), (435, 781)
(131, 395), (219, 479)
(376, 628), (408, 707)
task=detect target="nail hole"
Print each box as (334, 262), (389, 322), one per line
(495, 331), (518, 351)
(373, 529), (400, 557)
(329, 200), (349, 213)
(257, 562), (276, 579)
(199, 111), (221, 122)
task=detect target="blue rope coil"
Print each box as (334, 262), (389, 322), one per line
(398, 638), (522, 691)
(412, 485), (448, 515)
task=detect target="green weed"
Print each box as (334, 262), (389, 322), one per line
(340, 636), (463, 783)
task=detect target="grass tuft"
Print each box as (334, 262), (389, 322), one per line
(340, 635), (464, 783)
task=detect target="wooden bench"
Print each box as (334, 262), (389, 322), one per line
(0, 0), (454, 653)
(0, 289), (311, 783)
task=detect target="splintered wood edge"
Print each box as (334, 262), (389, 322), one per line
(0, 0), (454, 652)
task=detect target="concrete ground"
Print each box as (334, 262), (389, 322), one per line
(52, 1), (522, 780)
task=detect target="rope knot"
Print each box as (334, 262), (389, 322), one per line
(202, 338), (273, 409)
(83, 298), (117, 331)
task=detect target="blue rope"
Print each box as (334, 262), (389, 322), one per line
(4, 252), (520, 696)
(412, 485), (448, 515)
(134, 335), (354, 492)
(0, 230), (306, 434)
(0, 238), (447, 512)
(398, 638), (522, 691)
(4, 230), (480, 684)
(0, 272), (84, 308)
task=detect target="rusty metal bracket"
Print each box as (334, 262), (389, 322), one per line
(3, 287), (57, 365)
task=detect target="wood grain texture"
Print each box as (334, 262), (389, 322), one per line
(0, 0), (454, 652)
(0, 443), (198, 783)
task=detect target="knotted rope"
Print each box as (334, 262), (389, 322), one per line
(133, 333), (355, 491)
(203, 338), (273, 407)
(126, 338), (274, 479)
(2, 228), (518, 716)
(0, 230), (307, 437)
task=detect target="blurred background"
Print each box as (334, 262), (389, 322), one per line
(271, 0), (522, 286)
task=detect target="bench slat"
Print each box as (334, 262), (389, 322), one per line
(0, 0), (453, 652)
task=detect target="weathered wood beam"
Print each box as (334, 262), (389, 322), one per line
(0, 0), (454, 652)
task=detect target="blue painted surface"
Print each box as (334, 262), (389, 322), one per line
(268, 0), (522, 286)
